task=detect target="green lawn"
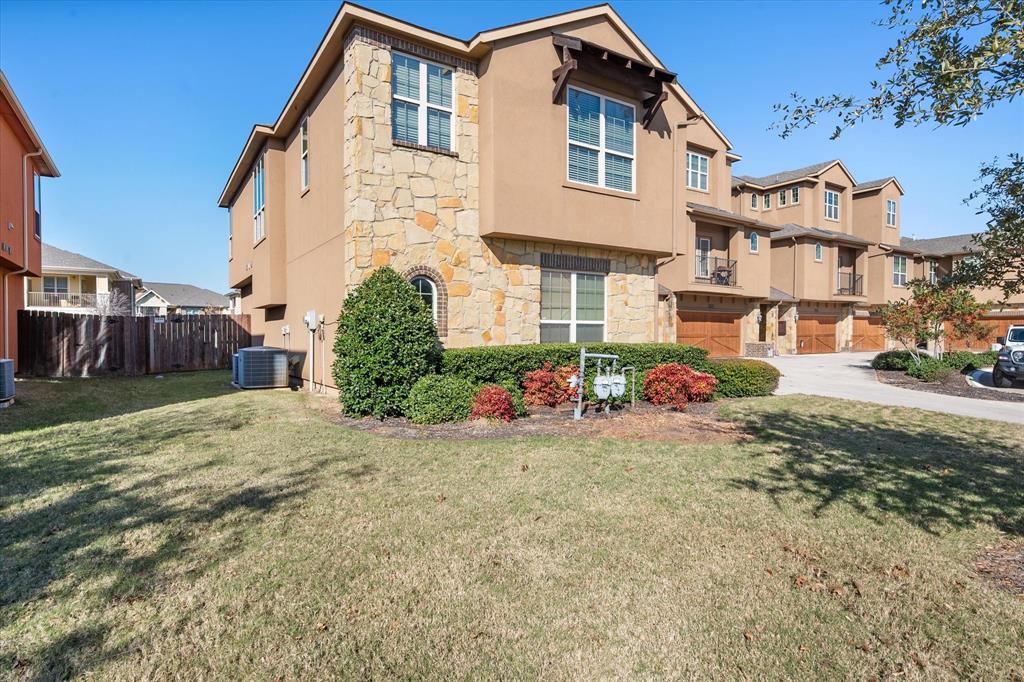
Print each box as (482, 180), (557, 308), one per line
(2, 372), (1022, 679)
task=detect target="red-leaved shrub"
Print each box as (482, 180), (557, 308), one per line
(643, 363), (718, 410)
(522, 362), (578, 407)
(470, 384), (516, 422)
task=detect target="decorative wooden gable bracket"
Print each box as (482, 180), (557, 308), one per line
(551, 33), (676, 129)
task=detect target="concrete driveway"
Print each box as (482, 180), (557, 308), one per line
(762, 352), (1024, 424)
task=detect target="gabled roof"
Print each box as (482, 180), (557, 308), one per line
(42, 244), (139, 281)
(218, 2), (735, 207)
(900, 233), (980, 256)
(0, 70), (59, 177)
(772, 223), (872, 247)
(853, 176), (904, 195)
(879, 242), (921, 256)
(687, 202), (781, 231)
(138, 282), (230, 309)
(732, 159), (856, 190)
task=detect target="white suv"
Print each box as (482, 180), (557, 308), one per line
(993, 324), (1024, 388)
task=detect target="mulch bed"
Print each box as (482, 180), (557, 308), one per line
(974, 541), (1024, 598)
(875, 369), (1024, 403)
(324, 399), (751, 444)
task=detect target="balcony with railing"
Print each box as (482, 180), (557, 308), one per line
(26, 291), (109, 309)
(695, 255), (737, 287)
(836, 272), (864, 296)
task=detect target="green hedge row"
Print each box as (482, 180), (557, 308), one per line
(441, 343), (779, 399)
(872, 349), (999, 373)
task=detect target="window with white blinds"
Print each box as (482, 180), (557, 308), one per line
(540, 270), (606, 342)
(391, 52), (453, 151)
(567, 87), (635, 193)
(252, 153), (265, 243)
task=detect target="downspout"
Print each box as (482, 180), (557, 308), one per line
(659, 117), (702, 269)
(2, 149), (43, 360)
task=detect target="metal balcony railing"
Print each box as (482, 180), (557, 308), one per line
(695, 256), (737, 286)
(26, 291), (109, 309)
(836, 272), (863, 296)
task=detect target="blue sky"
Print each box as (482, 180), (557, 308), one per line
(2, 0), (1020, 292)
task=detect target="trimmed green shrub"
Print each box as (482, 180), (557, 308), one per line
(405, 375), (476, 424)
(332, 267), (441, 418)
(907, 356), (953, 382)
(706, 359), (780, 397)
(441, 343), (710, 386)
(962, 350), (998, 369)
(871, 350), (916, 371)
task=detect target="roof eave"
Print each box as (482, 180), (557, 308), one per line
(0, 70), (60, 177)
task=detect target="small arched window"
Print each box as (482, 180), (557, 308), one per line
(410, 275), (437, 321)
(749, 232), (759, 253)
(814, 242), (823, 262)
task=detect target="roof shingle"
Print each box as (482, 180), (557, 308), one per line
(42, 244), (139, 280)
(732, 160), (841, 188)
(140, 283), (230, 309)
(899, 233), (980, 256)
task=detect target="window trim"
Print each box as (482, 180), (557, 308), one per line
(750, 193), (758, 210)
(814, 242), (823, 262)
(696, 237), (712, 278)
(749, 231), (759, 254)
(791, 187), (800, 205)
(410, 275), (438, 322)
(763, 192), (771, 209)
(43, 275), (69, 294)
(299, 117), (309, 192)
(686, 149), (710, 192)
(566, 85), (636, 194)
(33, 171), (42, 239)
(893, 254), (908, 287)
(539, 269), (607, 343)
(886, 199), (897, 227)
(824, 189), (840, 221)
(928, 260), (938, 284)
(391, 51), (456, 152)
(252, 153), (266, 244)
(778, 189), (787, 207)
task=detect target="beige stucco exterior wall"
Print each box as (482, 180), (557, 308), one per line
(852, 184), (901, 245)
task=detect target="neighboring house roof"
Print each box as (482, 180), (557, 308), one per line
(772, 223), (872, 247)
(732, 159), (855, 190)
(42, 244), (140, 281)
(900, 232), (980, 256)
(138, 282), (231, 309)
(852, 176), (905, 195)
(687, 202), (781, 231)
(879, 242), (921, 256)
(768, 287), (797, 302)
(219, 2), (735, 207)
(0, 70), (59, 177)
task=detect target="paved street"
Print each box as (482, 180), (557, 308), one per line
(762, 352), (1024, 424)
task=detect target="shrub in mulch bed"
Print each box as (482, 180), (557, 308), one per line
(404, 375), (476, 425)
(643, 363), (719, 411)
(470, 385), (517, 423)
(522, 362), (578, 407)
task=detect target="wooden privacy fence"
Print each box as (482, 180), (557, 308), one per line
(18, 311), (251, 377)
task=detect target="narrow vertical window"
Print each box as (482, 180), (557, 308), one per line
(749, 232), (759, 253)
(778, 189), (787, 206)
(814, 242), (823, 262)
(791, 187), (800, 204)
(300, 118), (309, 190)
(410, 276), (437, 322)
(928, 260), (938, 284)
(391, 53), (453, 151)
(886, 199), (896, 226)
(253, 154), (265, 243)
(33, 172), (42, 238)
(750, 193), (758, 210)
(686, 151), (709, 191)
(893, 255), (907, 286)
(567, 87), (635, 192)
(763, 192), (771, 209)
(825, 190), (840, 220)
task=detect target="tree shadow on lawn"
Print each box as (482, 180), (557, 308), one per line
(0, 407), (337, 679)
(731, 408), (1024, 536)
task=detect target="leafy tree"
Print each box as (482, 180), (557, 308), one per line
(880, 280), (989, 364)
(331, 267), (440, 418)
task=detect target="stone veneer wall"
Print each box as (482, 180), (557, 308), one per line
(341, 27), (659, 347)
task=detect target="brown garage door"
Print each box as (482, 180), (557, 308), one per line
(797, 314), (838, 354)
(946, 315), (1024, 351)
(677, 310), (742, 356)
(852, 316), (886, 352)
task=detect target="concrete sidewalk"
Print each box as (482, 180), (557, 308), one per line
(762, 352), (1024, 425)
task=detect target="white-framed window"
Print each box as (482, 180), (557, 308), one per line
(825, 189), (840, 221)
(227, 208), (233, 261)
(43, 276), (69, 294)
(686, 150), (709, 191)
(928, 260), (939, 284)
(749, 232), (759, 253)
(814, 242), (823, 262)
(696, 237), (712, 278)
(763, 192), (771, 209)
(300, 118), (309, 190)
(750, 193), (758, 210)
(893, 255), (907, 286)
(567, 86), (635, 192)
(778, 189), (787, 206)
(791, 187), (800, 204)
(391, 52), (454, 151)
(540, 270), (605, 342)
(886, 199), (896, 226)
(252, 153), (265, 243)
(410, 275), (437, 322)
(33, 172), (42, 238)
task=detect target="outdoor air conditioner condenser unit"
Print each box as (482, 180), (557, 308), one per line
(0, 359), (14, 403)
(231, 353), (240, 385)
(235, 347), (289, 389)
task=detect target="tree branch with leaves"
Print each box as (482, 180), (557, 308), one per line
(880, 280), (990, 363)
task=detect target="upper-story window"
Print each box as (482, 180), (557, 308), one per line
(567, 87), (635, 193)
(300, 118), (309, 190)
(825, 189), (840, 221)
(791, 187), (800, 204)
(749, 232), (759, 253)
(686, 151), (709, 191)
(227, 208), (233, 261)
(893, 255), (908, 286)
(392, 52), (454, 151)
(763, 192), (771, 209)
(886, 199), (896, 226)
(750, 193), (758, 210)
(33, 172), (42, 238)
(778, 189), (787, 206)
(814, 242), (823, 262)
(253, 153), (266, 243)
(928, 260), (939, 284)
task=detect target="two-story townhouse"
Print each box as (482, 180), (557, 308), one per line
(218, 3), (766, 388)
(732, 160), (870, 354)
(899, 232), (1024, 350)
(1, 71), (60, 369)
(24, 244), (140, 315)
